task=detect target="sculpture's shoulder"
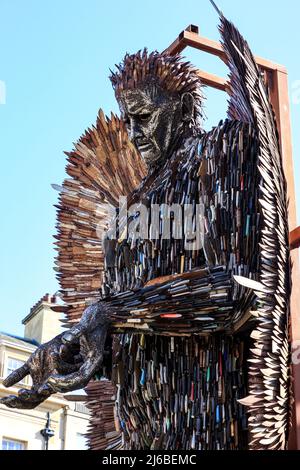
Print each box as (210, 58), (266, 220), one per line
(194, 119), (258, 168)
(198, 118), (257, 148)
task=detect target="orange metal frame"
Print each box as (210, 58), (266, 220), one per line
(165, 25), (300, 450)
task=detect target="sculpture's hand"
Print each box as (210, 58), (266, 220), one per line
(0, 333), (82, 409)
(0, 302), (112, 408)
(37, 302), (112, 394)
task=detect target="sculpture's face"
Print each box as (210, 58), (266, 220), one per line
(118, 85), (191, 168)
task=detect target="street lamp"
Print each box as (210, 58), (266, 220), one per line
(40, 412), (55, 450)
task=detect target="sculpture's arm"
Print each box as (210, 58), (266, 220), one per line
(0, 265), (232, 407)
(0, 311), (113, 409)
(76, 265), (235, 336)
(32, 266), (231, 394)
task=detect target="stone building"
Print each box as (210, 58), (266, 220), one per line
(0, 294), (89, 450)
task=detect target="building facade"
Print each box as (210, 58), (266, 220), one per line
(0, 294), (90, 450)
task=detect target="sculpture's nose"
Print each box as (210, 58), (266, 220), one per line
(129, 117), (143, 142)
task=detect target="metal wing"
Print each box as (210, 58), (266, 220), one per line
(53, 110), (146, 326)
(217, 11), (291, 450)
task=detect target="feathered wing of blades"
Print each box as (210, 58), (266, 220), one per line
(85, 380), (122, 450)
(219, 14), (291, 450)
(53, 109), (146, 327)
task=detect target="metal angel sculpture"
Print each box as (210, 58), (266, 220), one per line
(0, 5), (291, 451)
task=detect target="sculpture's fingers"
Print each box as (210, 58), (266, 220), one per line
(61, 303), (106, 346)
(74, 354), (84, 364)
(49, 351), (81, 374)
(44, 354), (103, 393)
(57, 359), (82, 374)
(36, 383), (56, 396)
(18, 388), (35, 400)
(18, 387), (52, 402)
(61, 324), (85, 346)
(61, 307), (96, 345)
(0, 394), (44, 410)
(3, 363), (30, 388)
(0, 395), (23, 408)
(59, 344), (77, 363)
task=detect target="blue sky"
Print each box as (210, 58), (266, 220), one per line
(0, 0), (299, 336)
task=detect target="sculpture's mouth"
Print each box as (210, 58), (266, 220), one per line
(135, 138), (153, 152)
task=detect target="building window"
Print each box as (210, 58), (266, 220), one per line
(75, 403), (90, 415)
(2, 438), (26, 450)
(6, 358), (27, 385)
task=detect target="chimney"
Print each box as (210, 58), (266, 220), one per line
(22, 294), (63, 344)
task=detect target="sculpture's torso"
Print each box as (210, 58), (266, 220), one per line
(102, 119), (259, 449)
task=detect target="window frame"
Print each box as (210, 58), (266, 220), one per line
(5, 357), (28, 386)
(2, 437), (26, 451)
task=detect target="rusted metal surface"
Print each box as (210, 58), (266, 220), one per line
(290, 227), (300, 250)
(164, 27), (287, 74)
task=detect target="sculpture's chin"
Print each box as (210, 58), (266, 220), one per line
(141, 149), (162, 168)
